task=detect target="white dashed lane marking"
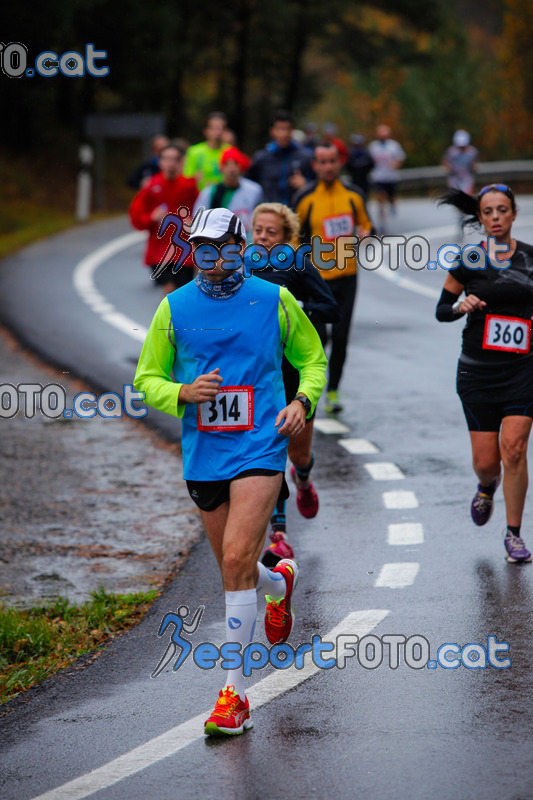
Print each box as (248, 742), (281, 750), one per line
(29, 610), (390, 800)
(382, 490), (419, 509)
(387, 523), (424, 546)
(338, 438), (379, 454)
(364, 462), (405, 481)
(313, 418), (351, 434)
(374, 563), (420, 588)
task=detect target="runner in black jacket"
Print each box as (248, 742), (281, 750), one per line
(247, 110), (314, 206)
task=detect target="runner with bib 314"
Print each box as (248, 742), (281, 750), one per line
(135, 207), (327, 736)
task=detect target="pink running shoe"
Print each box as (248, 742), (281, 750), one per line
(261, 529), (294, 567)
(291, 465), (319, 519)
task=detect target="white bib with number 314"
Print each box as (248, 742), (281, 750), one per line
(197, 386), (254, 431)
(483, 314), (531, 354)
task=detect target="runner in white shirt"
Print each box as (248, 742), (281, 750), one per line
(442, 130), (479, 195)
(368, 124), (406, 233)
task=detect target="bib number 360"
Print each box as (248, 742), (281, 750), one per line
(483, 315), (531, 354)
(197, 386), (254, 431)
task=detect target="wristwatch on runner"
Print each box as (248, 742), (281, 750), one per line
(294, 394), (312, 414)
(452, 300), (465, 317)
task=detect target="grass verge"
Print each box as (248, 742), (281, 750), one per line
(0, 587), (158, 705)
(0, 142), (136, 261)
(0, 208), (75, 260)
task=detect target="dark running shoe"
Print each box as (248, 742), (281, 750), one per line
(504, 529), (532, 563)
(470, 476), (501, 526)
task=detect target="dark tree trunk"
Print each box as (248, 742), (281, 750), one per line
(168, 1), (192, 136)
(231, 0), (254, 143)
(284, 0), (308, 110)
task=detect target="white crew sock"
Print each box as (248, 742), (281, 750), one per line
(256, 562), (287, 600)
(224, 589), (257, 700)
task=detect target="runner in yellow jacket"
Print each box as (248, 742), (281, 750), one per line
(294, 143), (372, 412)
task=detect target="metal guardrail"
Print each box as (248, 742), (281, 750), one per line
(397, 161), (533, 191)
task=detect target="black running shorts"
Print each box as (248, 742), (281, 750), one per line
(461, 400), (533, 432)
(457, 353), (533, 431)
(186, 469), (290, 512)
(374, 181), (397, 201)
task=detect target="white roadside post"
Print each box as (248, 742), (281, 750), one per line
(76, 144), (94, 222)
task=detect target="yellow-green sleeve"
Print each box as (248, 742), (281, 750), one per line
(277, 287), (327, 415)
(133, 298), (185, 418)
(182, 145), (199, 180)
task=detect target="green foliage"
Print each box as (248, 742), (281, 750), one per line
(1, 0), (523, 179)
(395, 21), (488, 164)
(1, 0), (444, 152)
(0, 588), (158, 704)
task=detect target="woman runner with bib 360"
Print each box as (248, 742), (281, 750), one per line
(436, 184), (533, 564)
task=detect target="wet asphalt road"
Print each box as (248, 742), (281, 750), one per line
(1, 200), (533, 800)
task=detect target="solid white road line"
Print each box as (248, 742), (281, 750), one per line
(375, 222), (461, 300)
(387, 523), (424, 546)
(364, 462), (405, 481)
(72, 231), (148, 343)
(403, 223), (458, 240)
(374, 563), (420, 588)
(247, 609), (389, 706)
(338, 438), (379, 454)
(375, 269), (441, 299)
(382, 490), (419, 509)
(30, 609), (390, 800)
(313, 418), (351, 434)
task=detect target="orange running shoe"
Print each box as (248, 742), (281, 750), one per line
(204, 685), (252, 736)
(264, 558), (299, 645)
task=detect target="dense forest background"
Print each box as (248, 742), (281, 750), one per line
(1, 0), (532, 216)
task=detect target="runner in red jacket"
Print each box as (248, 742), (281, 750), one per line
(129, 143), (199, 294)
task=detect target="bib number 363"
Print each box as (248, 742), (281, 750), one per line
(197, 386), (254, 431)
(483, 315), (531, 354)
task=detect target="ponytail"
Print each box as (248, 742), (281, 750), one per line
(438, 189), (480, 230)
